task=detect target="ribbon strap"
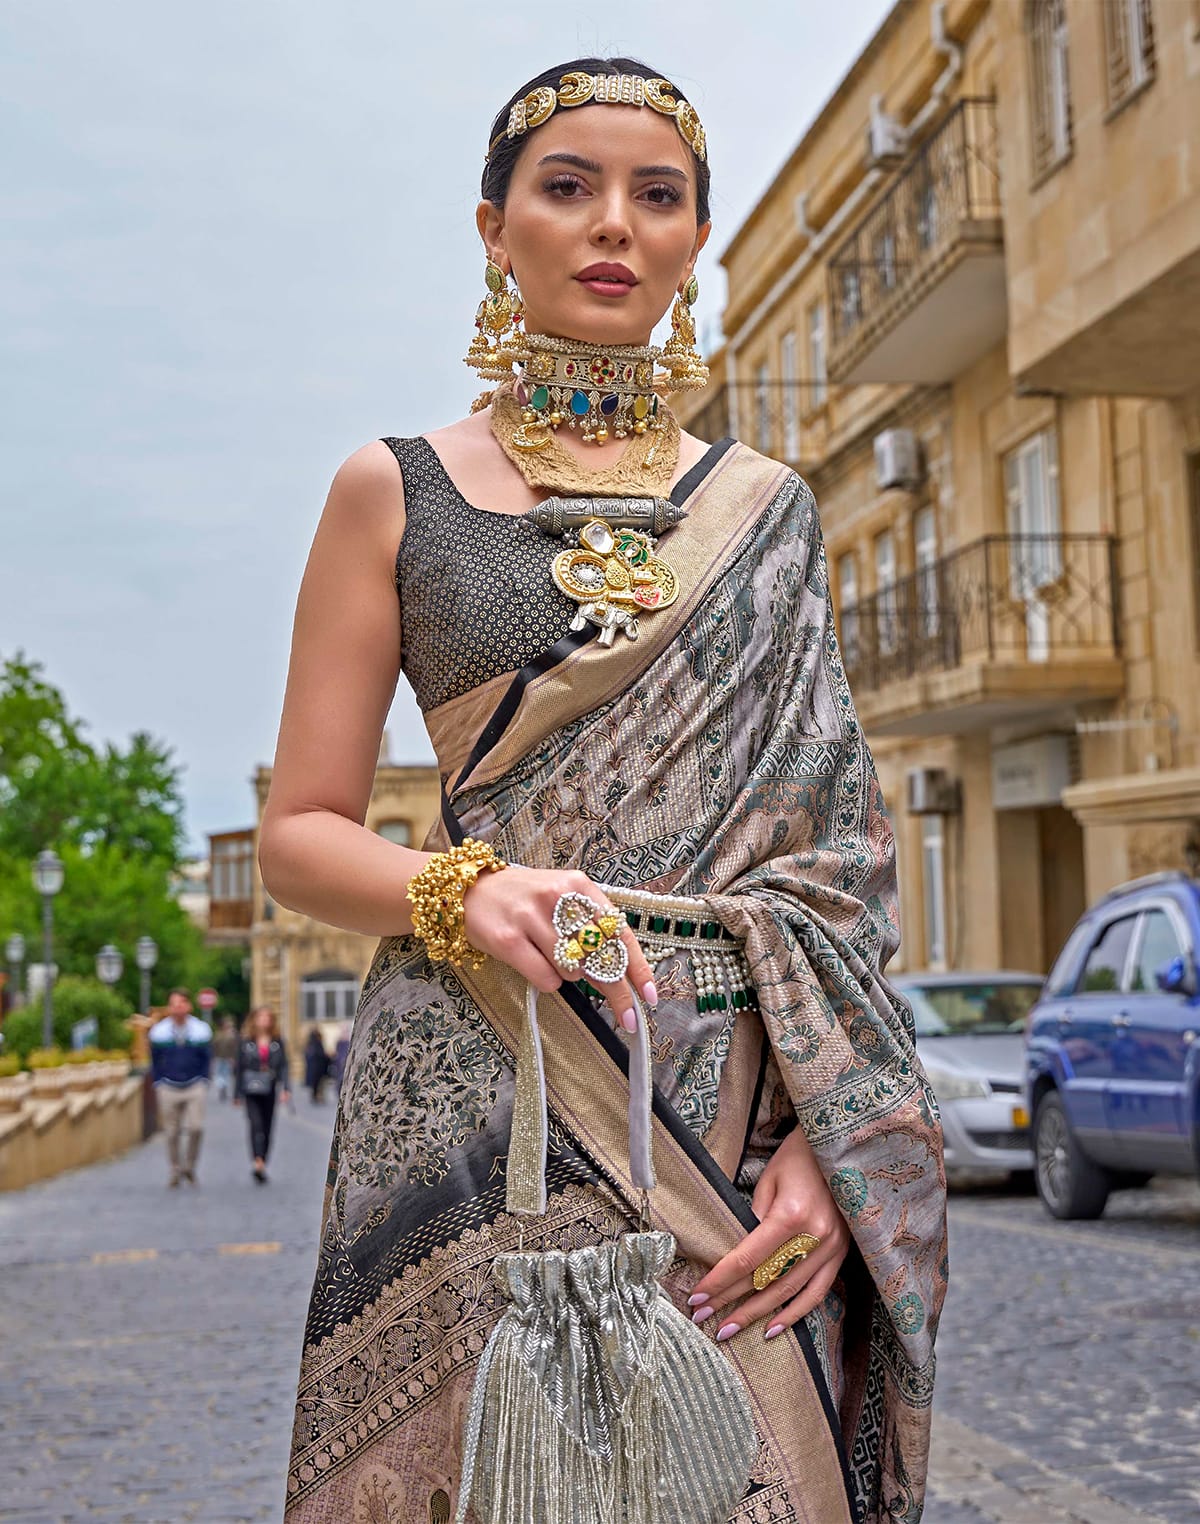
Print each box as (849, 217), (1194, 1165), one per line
(507, 984), (655, 1218)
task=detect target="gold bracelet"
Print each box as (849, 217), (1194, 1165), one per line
(406, 838), (507, 969)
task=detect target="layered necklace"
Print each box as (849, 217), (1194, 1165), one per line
(488, 333), (681, 496)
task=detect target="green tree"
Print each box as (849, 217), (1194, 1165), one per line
(0, 652), (186, 864)
(0, 651), (231, 1010)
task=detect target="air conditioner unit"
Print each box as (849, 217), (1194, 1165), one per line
(906, 768), (962, 816)
(867, 97), (908, 166)
(875, 428), (923, 491)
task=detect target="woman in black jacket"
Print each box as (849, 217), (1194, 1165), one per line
(234, 1006), (290, 1183)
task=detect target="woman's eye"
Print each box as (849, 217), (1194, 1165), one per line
(544, 174), (587, 197)
(643, 183), (683, 205)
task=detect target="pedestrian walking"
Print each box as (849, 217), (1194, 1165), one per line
(303, 1027), (330, 1105)
(332, 1021), (351, 1096)
(234, 1005), (290, 1184)
(148, 988), (211, 1188)
(210, 1014), (239, 1101)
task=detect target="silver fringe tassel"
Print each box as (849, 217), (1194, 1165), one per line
(455, 1233), (757, 1524)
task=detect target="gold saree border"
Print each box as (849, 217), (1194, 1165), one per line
(453, 955), (856, 1524)
(450, 441), (792, 800)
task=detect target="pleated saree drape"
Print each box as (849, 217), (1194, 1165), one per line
(285, 439), (948, 1524)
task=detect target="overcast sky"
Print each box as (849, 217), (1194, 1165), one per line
(1, 0), (893, 857)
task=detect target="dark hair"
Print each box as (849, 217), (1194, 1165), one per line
(168, 986), (191, 1002)
(482, 57), (710, 226)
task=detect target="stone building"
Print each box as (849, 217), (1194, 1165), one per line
(207, 734), (441, 1063)
(678, 0), (1200, 974)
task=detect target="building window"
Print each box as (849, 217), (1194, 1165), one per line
(376, 819), (411, 846)
(1104, 0), (1155, 110)
(780, 330), (799, 459)
(755, 361), (771, 454)
(914, 505), (939, 637)
(301, 970), (359, 1024)
(874, 528), (898, 656)
(921, 815), (947, 968)
(807, 301), (827, 408)
(1003, 428), (1063, 660)
(210, 833), (253, 903)
(837, 552), (859, 668)
(1026, 0), (1073, 178)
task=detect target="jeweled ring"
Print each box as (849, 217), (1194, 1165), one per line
(552, 891), (629, 983)
(752, 1233), (822, 1292)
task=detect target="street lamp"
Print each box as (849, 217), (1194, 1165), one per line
(135, 935), (158, 1016)
(32, 849), (64, 1049)
(95, 943), (124, 987)
(5, 932), (25, 1011)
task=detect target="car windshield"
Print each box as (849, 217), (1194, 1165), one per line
(901, 982), (1043, 1036)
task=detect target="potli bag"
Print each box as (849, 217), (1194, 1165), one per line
(455, 984), (758, 1524)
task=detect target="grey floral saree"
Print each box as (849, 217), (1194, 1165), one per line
(286, 439), (948, 1524)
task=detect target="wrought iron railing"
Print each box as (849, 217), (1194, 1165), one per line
(840, 534), (1120, 695)
(684, 380), (843, 464)
(827, 97), (1002, 356)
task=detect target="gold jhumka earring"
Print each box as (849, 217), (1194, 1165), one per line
(463, 260), (530, 380)
(659, 273), (709, 392)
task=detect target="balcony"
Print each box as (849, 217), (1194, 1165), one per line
(827, 98), (1006, 385)
(841, 534), (1125, 736)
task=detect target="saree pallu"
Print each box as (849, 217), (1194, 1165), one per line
(286, 440), (948, 1524)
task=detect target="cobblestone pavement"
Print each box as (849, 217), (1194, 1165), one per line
(0, 1093), (335, 1524)
(926, 1175), (1200, 1524)
(1, 1101), (1197, 1522)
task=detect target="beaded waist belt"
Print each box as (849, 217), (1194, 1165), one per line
(581, 884), (757, 1015)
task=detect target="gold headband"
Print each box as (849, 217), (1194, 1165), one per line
(488, 71), (707, 164)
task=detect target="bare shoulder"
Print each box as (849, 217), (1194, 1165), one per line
(318, 439), (406, 558)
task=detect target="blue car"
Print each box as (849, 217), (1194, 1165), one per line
(1025, 871), (1200, 1218)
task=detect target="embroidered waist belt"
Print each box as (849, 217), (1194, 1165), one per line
(585, 884), (758, 1015)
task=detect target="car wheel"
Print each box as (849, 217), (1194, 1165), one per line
(1033, 1091), (1110, 1220)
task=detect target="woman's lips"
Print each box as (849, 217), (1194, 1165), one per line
(577, 276), (636, 297)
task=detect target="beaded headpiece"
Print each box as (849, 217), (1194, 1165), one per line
(487, 71), (707, 164)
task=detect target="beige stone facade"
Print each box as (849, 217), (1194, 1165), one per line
(678, 0), (1200, 976)
(210, 740), (442, 1068)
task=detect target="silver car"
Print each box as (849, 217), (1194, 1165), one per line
(893, 971), (1044, 1177)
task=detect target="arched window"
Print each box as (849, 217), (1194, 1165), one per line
(301, 968), (359, 1024)
(1026, 0), (1073, 179)
(375, 819), (411, 847)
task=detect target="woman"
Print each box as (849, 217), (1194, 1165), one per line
(303, 1026), (330, 1104)
(262, 57), (947, 1524)
(234, 1005), (290, 1182)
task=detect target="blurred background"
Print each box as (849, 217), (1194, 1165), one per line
(2, 2), (1199, 1521)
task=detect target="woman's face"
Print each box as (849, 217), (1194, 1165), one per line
(479, 103), (710, 347)
(254, 1010), (271, 1038)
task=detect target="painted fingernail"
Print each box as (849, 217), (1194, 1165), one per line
(641, 981), (658, 1008)
(687, 1292), (710, 1307)
(764, 1324), (784, 1341)
(691, 1305), (715, 1326)
(715, 1322), (739, 1342)
(621, 1007), (638, 1033)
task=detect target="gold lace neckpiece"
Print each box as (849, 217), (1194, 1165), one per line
(489, 381), (680, 495)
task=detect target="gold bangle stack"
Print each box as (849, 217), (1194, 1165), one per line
(406, 838), (508, 969)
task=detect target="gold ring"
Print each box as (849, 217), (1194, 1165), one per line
(752, 1233), (822, 1292)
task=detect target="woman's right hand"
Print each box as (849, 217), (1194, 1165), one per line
(462, 865), (656, 1031)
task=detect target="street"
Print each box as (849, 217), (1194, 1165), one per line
(0, 1105), (1197, 1524)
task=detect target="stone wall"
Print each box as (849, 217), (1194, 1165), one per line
(0, 1063), (144, 1192)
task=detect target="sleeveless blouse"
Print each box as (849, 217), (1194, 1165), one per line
(383, 436), (575, 713)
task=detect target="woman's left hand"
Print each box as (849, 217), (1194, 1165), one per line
(686, 1125), (850, 1342)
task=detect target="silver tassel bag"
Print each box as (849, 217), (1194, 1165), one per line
(455, 985), (758, 1524)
